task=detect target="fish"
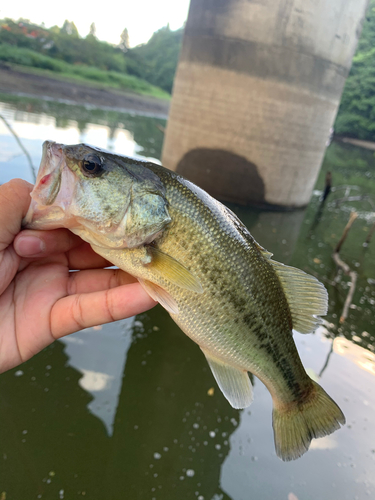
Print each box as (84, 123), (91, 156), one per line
(23, 141), (345, 461)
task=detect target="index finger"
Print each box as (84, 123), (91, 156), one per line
(15, 227), (112, 269)
(0, 179), (33, 252)
(51, 282), (157, 338)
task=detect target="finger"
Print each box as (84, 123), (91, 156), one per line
(66, 242), (113, 270)
(14, 228), (82, 258)
(67, 268), (137, 295)
(14, 229), (112, 269)
(51, 282), (157, 338)
(0, 179), (33, 251)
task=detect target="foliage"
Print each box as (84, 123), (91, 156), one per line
(335, 0), (375, 140)
(61, 20), (79, 37)
(125, 25), (183, 93)
(0, 17), (183, 95)
(0, 18), (126, 72)
(0, 44), (169, 98)
(89, 23), (96, 38)
(0, 43), (66, 71)
(119, 28), (129, 53)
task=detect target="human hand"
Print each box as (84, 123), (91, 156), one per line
(0, 179), (157, 374)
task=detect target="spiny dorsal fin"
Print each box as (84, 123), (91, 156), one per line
(254, 241), (273, 259)
(138, 278), (179, 315)
(147, 246), (203, 293)
(201, 348), (253, 409)
(269, 259), (328, 334)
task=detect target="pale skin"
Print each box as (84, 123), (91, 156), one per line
(0, 179), (157, 374)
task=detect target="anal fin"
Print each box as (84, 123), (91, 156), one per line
(201, 348), (253, 409)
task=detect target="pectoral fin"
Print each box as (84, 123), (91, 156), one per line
(147, 246), (203, 293)
(138, 278), (179, 315)
(201, 348), (253, 409)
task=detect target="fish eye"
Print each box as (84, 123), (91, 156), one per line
(81, 155), (103, 176)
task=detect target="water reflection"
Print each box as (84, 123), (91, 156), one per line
(0, 337), (110, 498)
(60, 318), (135, 435)
(106, 309), (237, 500)
(334, 337), (375, 377)
(1, 95), (375, 499)
(221, 327), (375, 500)
(0, 95), (166, 185)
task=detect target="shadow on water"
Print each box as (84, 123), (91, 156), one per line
(0, 309), (238, 499)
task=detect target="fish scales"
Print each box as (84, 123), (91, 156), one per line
(23, 141), (346, 461)
(144, 169), (310, 400)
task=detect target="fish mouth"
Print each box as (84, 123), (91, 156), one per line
(22, 141), (69, 229)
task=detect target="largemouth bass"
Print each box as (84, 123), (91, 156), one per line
(23, 141), (345, 461)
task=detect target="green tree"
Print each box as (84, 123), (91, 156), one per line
(126, 25), (183, 93)
(119, 27), (129, 53)
(335, 0), (375, 140)
(61, 20), (79, 37)
(89, 22), (96, 38)
(0, 17), (183, 95)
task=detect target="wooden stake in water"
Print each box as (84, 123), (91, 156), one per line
(332, 211), (358, 324)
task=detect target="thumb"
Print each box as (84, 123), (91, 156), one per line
(0, 179), (33, 252)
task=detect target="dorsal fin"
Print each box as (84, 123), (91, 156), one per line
(269, 259), (328, 334)
(254, 241), (273, 259)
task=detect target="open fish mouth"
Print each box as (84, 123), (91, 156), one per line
(23, 141), (75, 229)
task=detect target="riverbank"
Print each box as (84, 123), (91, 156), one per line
(338, 136), (375, 151)
(0, 66), (170, 118)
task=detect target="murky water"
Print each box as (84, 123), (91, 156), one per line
(1, 94), (375, 500)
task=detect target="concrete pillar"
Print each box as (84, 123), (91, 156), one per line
(162, 0), (369, 208)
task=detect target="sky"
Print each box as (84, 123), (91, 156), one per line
(0, 0), (191, 47)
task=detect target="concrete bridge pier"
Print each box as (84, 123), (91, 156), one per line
(162, 0), (369, 208)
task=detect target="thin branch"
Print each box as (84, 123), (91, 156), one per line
(0, 113), (36, 182)
(331, 185), (361, 193)
(319, 340), (334, 378)
(341, 272), (357, 324)
(334, 195), (375, 209)
(334, 211), (358, 253)
(332, 211), (358, 324)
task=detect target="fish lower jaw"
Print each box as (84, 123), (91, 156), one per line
(22, 200), (66, 230)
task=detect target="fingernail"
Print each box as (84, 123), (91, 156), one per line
(15, 236), (45, 257)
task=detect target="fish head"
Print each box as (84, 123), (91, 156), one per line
(23, 141), (171, 248)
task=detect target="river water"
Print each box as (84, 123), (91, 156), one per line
(0, 94), (374, 500)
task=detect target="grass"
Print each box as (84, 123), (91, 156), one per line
(0, 43), (170, 100)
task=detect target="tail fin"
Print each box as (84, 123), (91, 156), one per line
(272, 380), (345, 461)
